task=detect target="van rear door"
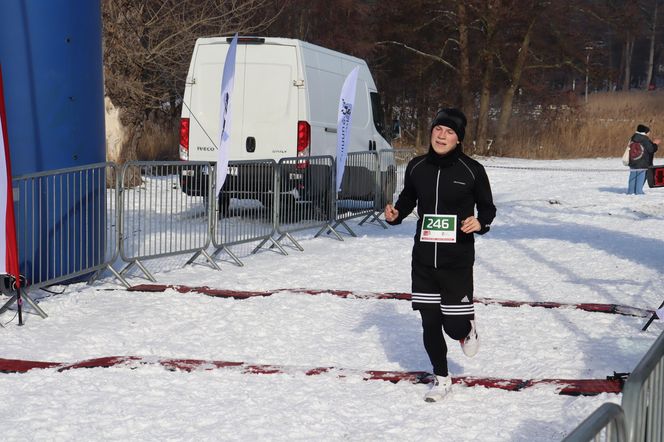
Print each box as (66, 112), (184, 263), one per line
(189, 40), (299, 162)
(237, 42), (299, 161)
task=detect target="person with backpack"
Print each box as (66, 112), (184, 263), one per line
(627, 124), (660, 195)
(384, 108), (496, 402)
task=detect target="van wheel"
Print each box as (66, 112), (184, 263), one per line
(314, 188), (331, 221)
(259, 193), (276, 221)
(217, 191), (230, 219)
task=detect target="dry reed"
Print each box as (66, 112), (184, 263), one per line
(501, 90), (664, 159)
(136, 118), (179, 161)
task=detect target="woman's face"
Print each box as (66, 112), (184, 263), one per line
(430, 125), (459, 155)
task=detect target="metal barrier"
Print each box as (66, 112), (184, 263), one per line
(375, 149), (400, 208)
(355, 148), (416, 231)
(210, 159), (285, 265)
(0, 163), (120, 318)
(390, 148), (418, 202)
(563, 403), (627, 442)
(621, 330), (664, 442)
(275, 155), (338, 249)
(333, 151), (382, 235)
(118, 161), (218, 283)
(13, 163), (119, 288)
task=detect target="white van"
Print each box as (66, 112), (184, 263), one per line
(178, 36), (395, 208)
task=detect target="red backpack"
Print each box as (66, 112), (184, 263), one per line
(629, 141), (644, 161)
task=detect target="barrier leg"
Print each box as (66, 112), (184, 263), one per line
(212, 245), (244, 267)
(196, 250), (222, 271)
(274, 232), (305, 251)
(87, 265), (131, 289)
(253, 237), (287, 256)
(0, 288), (48, 322)
(119, 260), (156, 283)
(134, 260), (157, 282)
(322, 220), (355, 238)
(106, 266), (131, 288)
(641, 299), (664, 332)
(358, 211), (388, 229)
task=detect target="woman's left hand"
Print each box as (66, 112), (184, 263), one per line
(461, 216), (481, 233)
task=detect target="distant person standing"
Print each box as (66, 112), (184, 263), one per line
(384, 108), (496, 402)
(627, 124), (660, 195)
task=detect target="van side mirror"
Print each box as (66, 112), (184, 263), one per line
(390, 118), (402, 140)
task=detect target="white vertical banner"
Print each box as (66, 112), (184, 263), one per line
(216, 33), (238, 195)
(336, 66), (359, 192)
(657, 307), (664, 320)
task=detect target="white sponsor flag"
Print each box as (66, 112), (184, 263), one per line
(216, 34), (238, 194)
(656, 307), (664, 320)
(336, 66), (359, 192)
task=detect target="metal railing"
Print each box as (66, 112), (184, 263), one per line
(385, 148), (418, 205)
(334, 151), (380, 235)
(118, 161), (218, 284)
(563, 403), (627, 442)
(565, 330), (663, 442)
(12, 163), (119, 289)
(274, 155), (338, 249)
(211, 159), (285, 265)
(621, 330), (664, 442)
(362, 149), (417, 228)
(2, 150), (416, 294)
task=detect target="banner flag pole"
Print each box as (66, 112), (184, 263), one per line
(641, 300), (664, 332)
(216, 33), (238, 196)
(335, 66), (359, 193)
(0, 64), (24, 325)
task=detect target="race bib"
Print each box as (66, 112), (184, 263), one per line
(420, 214), (457, 243)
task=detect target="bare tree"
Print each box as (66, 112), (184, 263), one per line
(471, 0), (502, 154)
(103, 0), (281, 160)
(581, 0), (644, 90)
(458, 2), (473, 120)
(644, 0), (661, 88)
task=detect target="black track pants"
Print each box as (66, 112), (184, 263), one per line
(412, 264), (475, 377)
(419, 307), (472, 377)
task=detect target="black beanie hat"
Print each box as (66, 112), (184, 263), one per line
(637, 124), (650, 134)
(431, 108), (467, 141)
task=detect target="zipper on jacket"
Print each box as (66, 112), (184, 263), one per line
(434, 168), (441, 268)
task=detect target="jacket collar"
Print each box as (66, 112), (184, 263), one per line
(426, 144), (461, 167)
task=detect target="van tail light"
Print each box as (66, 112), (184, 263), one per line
(297, 121), (310, 153)
(296, 121), (310, 169)
(179, 118), (190, 160)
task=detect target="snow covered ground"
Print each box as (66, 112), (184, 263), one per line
(1, 157), (663, 441)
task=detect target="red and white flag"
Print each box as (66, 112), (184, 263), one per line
(0, 64), (20, 286)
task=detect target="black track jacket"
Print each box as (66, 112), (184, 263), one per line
(629, 132), (658, 169)
(387, 146), (496, 269)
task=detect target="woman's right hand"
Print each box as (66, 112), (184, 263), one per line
(384, 204), (399, 222)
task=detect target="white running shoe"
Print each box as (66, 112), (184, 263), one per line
(460, 320), (479, 357)
(424, 375), (453, 402)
